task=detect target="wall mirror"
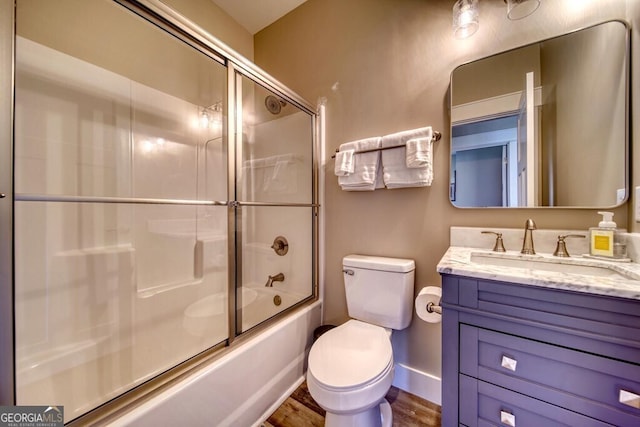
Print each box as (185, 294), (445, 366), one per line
(449, 21), (629, 208)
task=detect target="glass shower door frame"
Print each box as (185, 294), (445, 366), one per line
(122, 2), (320, 343)
(0, 0), (320, 416)
(0, 0), (15, 406)
(227, 64), (320, 339)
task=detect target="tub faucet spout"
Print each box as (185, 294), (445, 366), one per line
(521, 218), (537, 255)
(265, 273), (285, 287)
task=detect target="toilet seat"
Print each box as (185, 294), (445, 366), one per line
(308, 320), (393, 390)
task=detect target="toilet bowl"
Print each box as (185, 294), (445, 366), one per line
(307, 320), (394, 427)
(307, 255), (415, 427)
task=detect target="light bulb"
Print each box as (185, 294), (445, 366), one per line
(453, 0), (479, 39)
(505, 0), (540, 20)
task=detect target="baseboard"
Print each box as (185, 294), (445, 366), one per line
(392, 362), (441, 406)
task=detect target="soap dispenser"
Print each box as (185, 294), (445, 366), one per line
(589, 211), (625, 258)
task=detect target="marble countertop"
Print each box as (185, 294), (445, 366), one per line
(437, 246), (640, 300)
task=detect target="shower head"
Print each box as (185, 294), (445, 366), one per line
(265, 95), (286, 114)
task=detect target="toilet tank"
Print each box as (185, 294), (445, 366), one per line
(343, 255), (415, 330)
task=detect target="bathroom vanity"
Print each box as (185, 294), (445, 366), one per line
(438, 232), (640, 427)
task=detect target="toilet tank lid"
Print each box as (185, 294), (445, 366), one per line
(343, 254), (415, 272)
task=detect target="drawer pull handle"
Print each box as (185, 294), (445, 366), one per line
(501, 355), (517, 372)
(619, 389), (640, 409)
(500, 410), (516, 426)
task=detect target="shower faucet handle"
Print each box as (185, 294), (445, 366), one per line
(271, 236), (289, 256)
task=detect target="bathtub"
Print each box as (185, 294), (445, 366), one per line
(242, 286), (310, 331)
(108, 299), (322, 427)
(182, 286), (310, 337)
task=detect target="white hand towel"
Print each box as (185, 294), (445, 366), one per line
(381, 126), (434, 189)
(381, 126), (433, 150)
(374, 159), (385, 189)
(342, 160), (385, 191)
(338, 136), (382, 191)
(334, 149), (355, 176)
(406, 136), (432, 169)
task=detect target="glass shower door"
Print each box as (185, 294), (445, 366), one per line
(234, 73), (316, 333)
(236, 73), (316, 333)
(13, 0), (229, 421)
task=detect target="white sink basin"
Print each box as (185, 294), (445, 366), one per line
(470, 252), (640, 281)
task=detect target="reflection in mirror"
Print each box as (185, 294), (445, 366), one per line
(450, 21), (629, 208)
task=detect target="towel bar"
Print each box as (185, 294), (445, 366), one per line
(331, 130), (441, 159)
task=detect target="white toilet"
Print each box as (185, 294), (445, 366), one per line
(307, 254), (415, 427)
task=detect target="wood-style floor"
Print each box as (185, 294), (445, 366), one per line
(263, 381), (441, 427)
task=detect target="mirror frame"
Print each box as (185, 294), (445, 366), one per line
(449, 20), (630, 209)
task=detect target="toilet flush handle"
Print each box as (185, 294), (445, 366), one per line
(343, 269), (354, 276)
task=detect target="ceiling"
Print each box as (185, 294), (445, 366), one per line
(210, 0), (308, 34)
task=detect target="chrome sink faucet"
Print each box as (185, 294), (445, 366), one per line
(265, 273), (285, 287)
(521, 218), (537, 255)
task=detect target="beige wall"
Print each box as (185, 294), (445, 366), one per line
(253, 0), (639, 384)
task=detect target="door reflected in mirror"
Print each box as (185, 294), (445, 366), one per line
(450, 20), (629, 208)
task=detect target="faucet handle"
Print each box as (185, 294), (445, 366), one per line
(553, 234), (586, 257)
(482, 231), (506, 252)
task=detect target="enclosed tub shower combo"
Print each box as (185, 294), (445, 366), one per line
(0, 0), (320, 424)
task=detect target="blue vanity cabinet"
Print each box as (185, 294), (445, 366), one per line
(440, 274), (640, 427)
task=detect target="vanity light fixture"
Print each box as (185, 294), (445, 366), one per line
(453, 0), (479, 39)
(504, 0), (540, 20)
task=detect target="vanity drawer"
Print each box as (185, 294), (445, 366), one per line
(459, 375), (613, 427)
(442, 275), (640, 360)
(460, 324), (640, 425)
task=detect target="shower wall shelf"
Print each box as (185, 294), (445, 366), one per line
(330, 130), (441, 159)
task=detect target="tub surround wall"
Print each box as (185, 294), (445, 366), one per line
(253, 0), (640, 405)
